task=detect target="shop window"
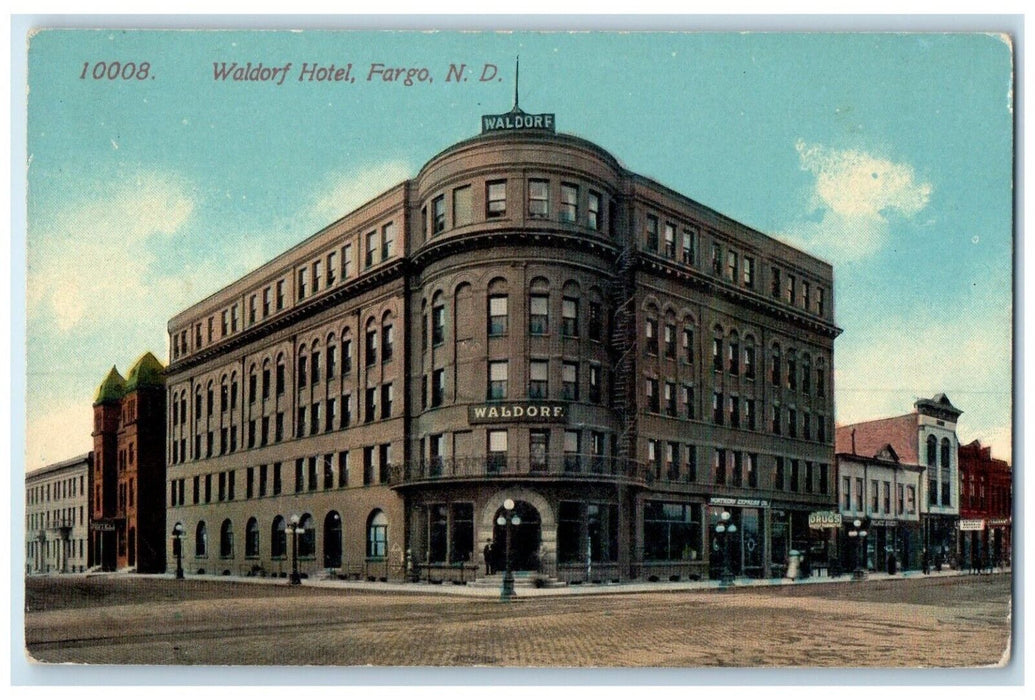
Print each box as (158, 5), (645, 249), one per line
(644, 502), (701, 561)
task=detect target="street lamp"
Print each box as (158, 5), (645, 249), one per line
(848, 518), (868, 581)
(286, 514), (304, 585)
(497, 498), (521, 600)
(715, 511), (737, 589)
(171, 523), (184, 579)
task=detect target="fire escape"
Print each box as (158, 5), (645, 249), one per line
(609, 234), (639, 481)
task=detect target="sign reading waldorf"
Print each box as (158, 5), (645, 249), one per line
(481, 107), (556, 134)
(469, 401), (567, 424)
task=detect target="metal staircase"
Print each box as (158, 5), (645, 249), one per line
(609, 241), (639, 477)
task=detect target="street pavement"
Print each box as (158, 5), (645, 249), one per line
(24, 568), (1012, 667)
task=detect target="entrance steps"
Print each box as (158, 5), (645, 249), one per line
(468, 571), (567, 589)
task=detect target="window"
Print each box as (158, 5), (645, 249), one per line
(743, 256), (755, 288)
(664, 324), (676, 358)
(529, 360), (549, 399)
(488, 295), (508, 336)
(744, 341), (756, 379)
(431, 369), (445, 406)
(787, 408), (797, 438)
(432, 195), (446, 234)
(488, 361), (508, 400)
(341, 337), (352, 375)
(664, 381), (676, 416)
(248, 295), (257, 325)
(647, 378), (660, 412)
(588, 302), (602, 340)
(562, 362), (579, 401)
(311, 350), (321, 384)
(643, 502), (702, 562)
(195, 522), (208, 557)
(312, 260), (322, 293)
(297, 268), (308, 300)
(747, 453), (758, 487)
(221, 310), (229, 336)
(245, 518), (259, 558)
(381, 383), (394, 419)
(365, 387), (376, 423)
(713, 449), (726, 485)
(645, 318), (659, 355)
(712, 335), (722, 371)
(327, 252), (337, 285)
(564, 430), (581, 471)
(381, 222), (395, 260)
(487, 430), (508, 472)
(486, 180), (506, 218)
(712, 391), (723, 424)
(745, 398), (756, 430)
(682, 327), (694, 363)
(883, 481), (892, 514)
(790, 460), (800, 492)
(529, 179), (549, 218)
(338, 451), (350, 487)
(855, 477), (864, 510)
(562, 298), (579, 337)
(589, 364), (602, 403)
(817, 287), (826, 316)
(382, 322), (394, 363)
(728, 337), (739, 375)
(588, 190), (601, 230)
(220, 519), (234, 558)
(940, 437), (952, 506)
(271, 516), (286, 558)
(786, 274), (796, 304)
(802, 281), (811, 310)
(771, 403), (781, 434)
(342, 244), (353, 280)
(432, 305), (445, 345)
(560, 183), (578, 223)
(646, 215), (659, 251)
(711, 242), (722, 274)
(787, 351), (797, 390)
(366, 230), (378, 268)
(726, 250), (738, 281)
(453, 185), (472, 227)
(771, 344), (781, 386)
(682, 229), (697, 265)
(682, 384), (695, 419)
(871, 479), (880, 512)
(842, 476), (851, 510)
(367, 511), (388, 558)
(530, 430), (548, 471)
(664, 223), (676, 257)
(728, 395), (740, 428)
(906, 485), (916, 514)
(365, 325), (378, 365)
(529, 294), (549, 335)
(276, 280), (285, 310)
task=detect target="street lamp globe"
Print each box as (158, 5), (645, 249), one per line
(504, 498), (515, 510)
(716, 523), (726, 534)
(497, 516), (506, 526)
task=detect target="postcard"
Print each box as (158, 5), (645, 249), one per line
(20, 26), (1014, 673)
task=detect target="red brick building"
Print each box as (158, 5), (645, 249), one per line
(958, 440), (1012, 569)
(91, 352), (167, 572)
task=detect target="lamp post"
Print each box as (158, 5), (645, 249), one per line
(497, 498), (521, 600)
(287, 513), (303, 585)
(848, 518), (868, 581)
(715, 510), (737, 589)
(171, 523), (184, 579)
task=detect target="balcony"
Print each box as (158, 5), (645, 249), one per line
(389, 454), (648, 488)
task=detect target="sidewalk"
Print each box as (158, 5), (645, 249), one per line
(100, 564), (1008, 599)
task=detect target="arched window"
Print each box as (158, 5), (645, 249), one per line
(220, 519), (234, 558)
(245, 517), (259, 558)
(786, 349), (797, 390)
(248, 363), (258, 404)
(940, 438), (952, 507)
(195, 521), (207, 557)
(801, 354), (812, 395)
(298, 513), (316, 558)
(926, 435), (937, 466)
(365, 317), (378, 366)
(297, 344), (308, 389)
(323, 511), (342, 568)
(230, 372), (238, 411)
(367, 510), (388, 559)
(220, 374), (229, 414)
(340, 329), (353, 375)
(727, 330), (740, 375)
(940, 437), (951, 470)
(771, 343), (782, 387)
(382, 310), (394, 363)
(743, 334), (756, 379)
(271, 516), (287, 558)
(326, 332), (337, 378)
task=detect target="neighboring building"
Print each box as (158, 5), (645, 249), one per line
(834, 444), (924, 572)
(165, 101), (840, 582)
(91, 352), (168, 572)
(958, 440), (1012, 569)
(25, 453), (93, 574)
(836, 393), (962, 570)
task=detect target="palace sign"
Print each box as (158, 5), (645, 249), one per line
(468, 402), (567, 424)
(808, 511), (842, 529)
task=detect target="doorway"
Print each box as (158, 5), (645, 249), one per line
(492, 501), (542, 571)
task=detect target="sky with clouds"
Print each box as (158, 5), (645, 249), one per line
(23, 30), (1013, 471)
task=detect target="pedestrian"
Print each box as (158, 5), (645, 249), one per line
(483, 540), (494, 575)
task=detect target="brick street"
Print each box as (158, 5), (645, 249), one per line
(24, 572), (1011, 667)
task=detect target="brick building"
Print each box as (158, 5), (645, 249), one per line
(164, 102), (839, 582)
(836, 393), (963, 570)
(91, 352), (167, 572)
(25, 453), (92, 574)
(958, 440), (1012, 570)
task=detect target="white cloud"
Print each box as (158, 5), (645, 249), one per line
(779, 141), (932, 261)
(835, 305), (1012, 462)
(27, 172), (195, 331)
(308, 160), (413, 229)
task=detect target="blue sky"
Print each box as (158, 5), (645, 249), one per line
(24, 30), (1014, 471)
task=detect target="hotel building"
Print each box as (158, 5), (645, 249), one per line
(164, 103), (840, 582)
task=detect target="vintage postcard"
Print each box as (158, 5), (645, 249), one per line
(20, 25), (1015, 674)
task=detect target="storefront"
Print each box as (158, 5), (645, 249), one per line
(924, 514), (958, 570)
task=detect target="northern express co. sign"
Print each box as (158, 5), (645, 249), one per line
(481, 109), (556, 134)
(468, 402), (567, 424)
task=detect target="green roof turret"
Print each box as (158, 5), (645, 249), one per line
(124, 352), (165, 392)
(94, 366), (126, 405)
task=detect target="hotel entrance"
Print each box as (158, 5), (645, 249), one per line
(492, 501), (542, 571)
